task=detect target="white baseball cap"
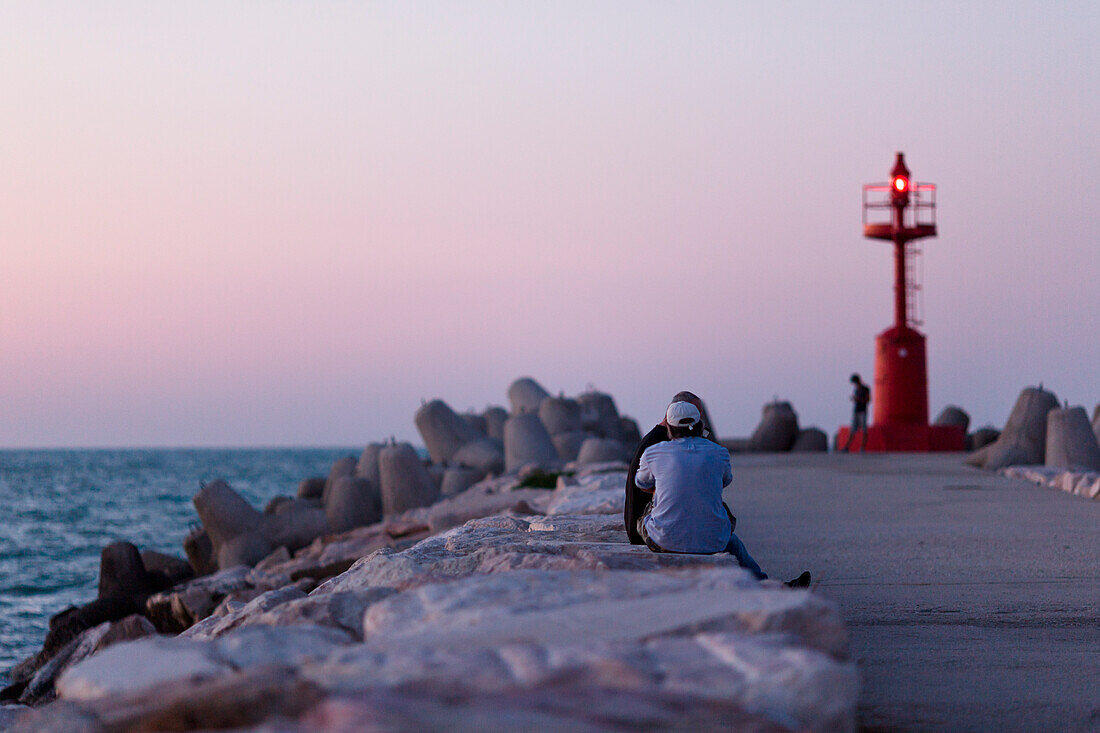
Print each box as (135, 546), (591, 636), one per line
(665, 401), (701, 428)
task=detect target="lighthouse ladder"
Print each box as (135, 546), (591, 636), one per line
(904, 241), (923, 327)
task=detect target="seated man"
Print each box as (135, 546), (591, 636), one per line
(635, 400), (809, 587)
(624, 390), (717, 545)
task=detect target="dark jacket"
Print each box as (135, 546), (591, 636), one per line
(624, 425), (669, 544)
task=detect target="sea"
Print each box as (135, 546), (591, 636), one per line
(0, 447), (360, 681)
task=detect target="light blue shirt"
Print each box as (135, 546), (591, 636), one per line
(634, 437), (733, 553)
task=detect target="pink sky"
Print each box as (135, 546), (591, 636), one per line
(1, 3), (1097, 447)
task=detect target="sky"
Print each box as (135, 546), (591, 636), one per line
(1, 2), (1097, 447)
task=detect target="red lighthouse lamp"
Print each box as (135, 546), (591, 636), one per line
(836, 153), (965, 452)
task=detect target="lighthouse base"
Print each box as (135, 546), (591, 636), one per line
(835, 423), (965, 453)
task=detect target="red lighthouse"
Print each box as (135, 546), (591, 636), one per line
(836, 153), (965, 452)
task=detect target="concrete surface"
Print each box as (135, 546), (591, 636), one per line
(725, 452), (1100, 732)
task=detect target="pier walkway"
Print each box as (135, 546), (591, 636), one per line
(726, 452), (1100, 732)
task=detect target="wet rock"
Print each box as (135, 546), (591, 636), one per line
(297, 476), (327, 500)
(551, 430), (587, 462)
(503, 413), (559, 473)
(934, 405), (971, 432)
(575, 437), (627, 466)
(749, 401), (799, 452)
(325, 476), (382, 534)
(451, 438), (505, 476)
(792, 427), (829, 452)
(354, 443), (384, 486)
(507, 377), (551, 414)
(415, 399), (482, 464)
(193, 479), (272, 570)
(481, 406), (509, 441)
(976, 386), (1059, 470)
(379, 442), (439, 516)
(577, 390), (622, 440)
(1045, 406), (1100, 470)
(538, 395), (582, 435)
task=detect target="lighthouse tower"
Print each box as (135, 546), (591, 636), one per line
(836, 153), (965, 452)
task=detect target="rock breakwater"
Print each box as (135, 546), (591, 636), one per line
(3, 377), (858, 730)
(11, 469), (856, 731)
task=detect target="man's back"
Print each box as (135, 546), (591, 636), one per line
(636, 437), (732, 553)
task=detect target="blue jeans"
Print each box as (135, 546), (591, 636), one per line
(725, 532), (767, 580)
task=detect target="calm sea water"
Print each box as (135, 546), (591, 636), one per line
(0, 448), (359, 678)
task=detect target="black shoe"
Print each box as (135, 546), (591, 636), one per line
(785, 571), (811, 589)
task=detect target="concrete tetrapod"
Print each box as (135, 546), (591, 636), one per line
(321, 457), (358, 506)
(503, 413), (560, 474)
(98, 542), (155, 600)
(378, 442), (439, 516)
(792, 427), (829, 452)
(460, 412), (488, 437)
(577, 390), (622, 440)
(933, 405), (971, 433)
(974, 386), (1059, 470)
(481, 406), (509, 441)
(749, 401), (800, 452)
(507, 377), (551, 414)
(414, 399), (482, 465)
(552, 431), (587, 462)
(354, 443), (384, 486)
(968, 427), (1001, 451)
(575, 437), (627, 466)
(324, 477), (383, 534)
(193, 480), (273, 570)
(538, 395), (582, 435)
(1045, 406), (1100, 471)
(450, 438), (504, 476)
(619, 416), (642, 450)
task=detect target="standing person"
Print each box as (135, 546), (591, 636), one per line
(624, 390), (716, 545)
(634, 401), (810, 587)
(842, 374), (871, 452)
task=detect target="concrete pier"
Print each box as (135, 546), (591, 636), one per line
(726, 453), (1100, 732)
